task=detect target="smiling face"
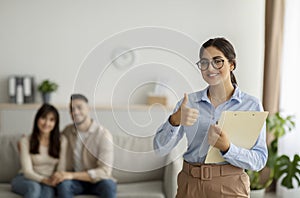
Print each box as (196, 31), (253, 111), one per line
(37, 112), (56, 135)
(70, 99), (90, 125)
(200, 46), (234, 86)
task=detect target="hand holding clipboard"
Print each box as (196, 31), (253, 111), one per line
(205, 111), (269, 163)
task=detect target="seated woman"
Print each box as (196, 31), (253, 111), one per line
(11, 103), (67, 198)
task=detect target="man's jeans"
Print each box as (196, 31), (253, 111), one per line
(11, 174), (55, 198)
(57, 179), (117, 198)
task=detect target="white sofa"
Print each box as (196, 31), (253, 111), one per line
(0, 133), (182, 198)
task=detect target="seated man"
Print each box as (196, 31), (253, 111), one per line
(53, 94), (116, 198)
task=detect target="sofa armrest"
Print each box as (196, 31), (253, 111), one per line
(163, 155), (183, 198)
(163, 136), (187, 198)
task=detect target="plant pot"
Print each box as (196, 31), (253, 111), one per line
(250, 188), (265, 198)
(277, 180), (300, 198)
(41, 93), (51, 103)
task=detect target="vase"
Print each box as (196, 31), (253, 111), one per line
(277, 181), (300, 198)
(41, 93), (51, 103)
(250, 189), (265, 198)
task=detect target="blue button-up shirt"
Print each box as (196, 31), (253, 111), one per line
(153, 86), (267, 171)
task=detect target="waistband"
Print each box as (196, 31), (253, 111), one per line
(182, 160), (243, 181)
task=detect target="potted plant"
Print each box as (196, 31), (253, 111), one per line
(247, 112), (296, 197)
(247, 169), (273, 197)
(37, 79), (58, 103)
(267, 112), (300, 187)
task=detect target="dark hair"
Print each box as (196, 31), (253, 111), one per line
(199, 37), (238, 85)
(70, 94), (88, 103)
(30, 103), (60, 158)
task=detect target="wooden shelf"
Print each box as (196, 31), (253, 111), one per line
(0, 103), (67, 110)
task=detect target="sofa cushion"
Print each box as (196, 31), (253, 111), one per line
(0, 184), (20, 198)
(0, 181), (164, 198)
(0, 133), (22, 183)
(117, 181), (164, 198)
(74, 181), (165, 198)
(112, 135), (166, 183)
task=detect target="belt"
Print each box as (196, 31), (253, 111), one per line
(182, 161), (243, 181)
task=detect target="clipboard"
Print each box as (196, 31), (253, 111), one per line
(205, 111), (269, 163)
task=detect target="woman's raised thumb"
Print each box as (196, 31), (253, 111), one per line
(182, 93), (188, 106)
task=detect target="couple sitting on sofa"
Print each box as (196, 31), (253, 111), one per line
(11, 94), (117, 198)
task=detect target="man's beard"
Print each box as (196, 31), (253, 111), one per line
(74, 115), (87, 126)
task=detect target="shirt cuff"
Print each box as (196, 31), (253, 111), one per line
(165, 118), (181, 136)
(222, 143), (240, 159)
(87, 169), (97, 180)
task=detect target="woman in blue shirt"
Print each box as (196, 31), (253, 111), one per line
(153, 37), (267, 198)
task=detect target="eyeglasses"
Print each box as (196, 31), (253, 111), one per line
(196, 58), (225, 71)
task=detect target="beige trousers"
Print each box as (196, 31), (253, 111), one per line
(176, 161), (250, 198)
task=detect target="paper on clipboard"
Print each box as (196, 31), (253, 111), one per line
(205, 111), (269, 164)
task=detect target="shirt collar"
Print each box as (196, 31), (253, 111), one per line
(195, 84), (242, 103)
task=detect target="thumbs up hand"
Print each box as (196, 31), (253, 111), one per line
(169, 93), (199, 126)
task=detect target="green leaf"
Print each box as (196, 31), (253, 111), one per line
(38, 79), (58, 93)
(267, 113), (295, 138)
(275, 154), (300, 189)
(246, 169), (274, 190)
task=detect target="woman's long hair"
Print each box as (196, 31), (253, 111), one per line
(29, 103), (60, 158)
(200, 37), (238, 85)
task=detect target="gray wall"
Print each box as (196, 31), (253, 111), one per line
(0, 0), (265, 105)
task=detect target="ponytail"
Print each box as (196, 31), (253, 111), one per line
(230, 71), (237, 85)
